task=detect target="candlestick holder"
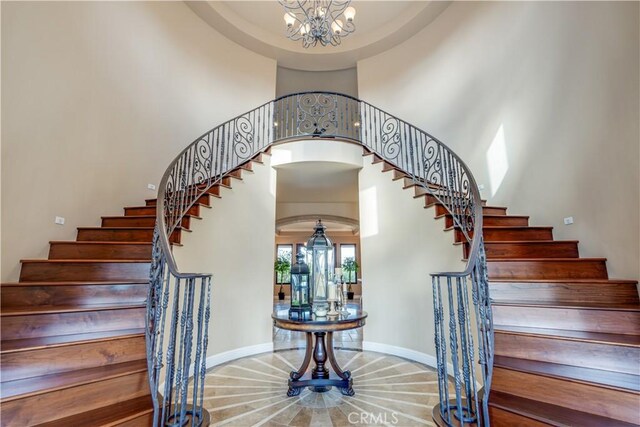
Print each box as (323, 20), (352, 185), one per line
(340, 289), (350, 316)
(327, 299), (339, 316)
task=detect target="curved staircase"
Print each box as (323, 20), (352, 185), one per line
(0, 156), (262, 426)
(370, 152), (640, 426)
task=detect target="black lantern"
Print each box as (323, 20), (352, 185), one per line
(289, 252), (311, 319)
(306, 219), (334, 315)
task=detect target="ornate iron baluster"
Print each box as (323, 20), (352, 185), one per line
(149, 93), (493, 426)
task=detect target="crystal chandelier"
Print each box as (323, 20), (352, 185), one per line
(279, 1), (356, 48)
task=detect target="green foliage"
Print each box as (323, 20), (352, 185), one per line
(341, 257), (359, 273)
(274, 254), (291, 285)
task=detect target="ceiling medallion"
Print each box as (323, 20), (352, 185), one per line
(279, 0), (356, 48)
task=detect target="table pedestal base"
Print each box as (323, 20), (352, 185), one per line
(287, 331), (355, 397)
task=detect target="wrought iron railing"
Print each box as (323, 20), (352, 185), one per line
(147, 92), (494, 426)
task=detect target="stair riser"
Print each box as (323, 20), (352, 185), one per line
(77, 229), (154, 242)
(479, 242), (579, 259)
(145, 193), (210, 207)
(434, 205), (507, 216)
(1, 284), (148, 308)
(124, 204), (199, 217)
(493, 305), (640, 335)
(455, 228), (553, 243)
(48, 243), (152, 260)
(492, 367), (640, 424)
(1, 307), (145, 340)
(487, 259), (608, 279)
(206, 185), (222, 197)
(116, 411), (154, 427)
(445, 216), (528, 228)
(19, 262), (150, 282)
(494, 332), (640, 375)
(101, 216), (190, 229)
(0, 372), (149, 426)
(1, 336), (146, 382)
(489, 282), (640, 304)
(488, 260), (608, 280)
(227, 169), (243, 179)
(488, 406), (549, 427)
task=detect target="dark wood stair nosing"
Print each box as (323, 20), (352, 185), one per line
(493, 355), (640, 393)
(0, 303), (147, 317)
(0, 328), (146, 354)
(0, 359), (148, 402)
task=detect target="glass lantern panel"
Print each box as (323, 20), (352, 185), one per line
(291, 274), (300, 307)
(300, 276), (308, 304)
(313, 250), (327, 302)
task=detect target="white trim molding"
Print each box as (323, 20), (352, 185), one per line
(205, 342), (274, 369)
(362, 341), (439, 369)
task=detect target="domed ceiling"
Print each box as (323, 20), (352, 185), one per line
(186, 1), (451, 71)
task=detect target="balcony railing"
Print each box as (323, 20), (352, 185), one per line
(147, 92), (494, 426)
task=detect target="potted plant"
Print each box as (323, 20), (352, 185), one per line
(274, 254), (291, 301)
(341, 257), (359, 300)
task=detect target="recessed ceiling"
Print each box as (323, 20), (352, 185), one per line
(186, 1), (452, 71)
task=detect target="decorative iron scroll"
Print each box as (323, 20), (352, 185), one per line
(149, 92), (493, 427)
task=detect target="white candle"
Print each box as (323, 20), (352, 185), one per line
(328, 282), (336, 300)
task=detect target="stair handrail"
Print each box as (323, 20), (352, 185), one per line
(148, 92), (494, 427)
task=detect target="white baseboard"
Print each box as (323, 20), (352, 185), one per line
(362, 341), (439, 369)
(363, 341), (483, 389)
(205, 342), (274, 369)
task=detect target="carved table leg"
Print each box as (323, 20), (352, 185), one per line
(287, 332), (313, 396)
(311, 331), (330, 392)
(326, 331), (354, 396)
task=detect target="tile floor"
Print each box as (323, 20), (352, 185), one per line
(201, 349), (449, 426)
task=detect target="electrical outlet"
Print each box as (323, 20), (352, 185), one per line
(147, 184), (156, 190)
(55, 216), (65, 225)
(563, 216), (574, 225)
(478, 184), (485, 190)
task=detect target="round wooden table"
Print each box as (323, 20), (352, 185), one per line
(272, 309), (367, 397)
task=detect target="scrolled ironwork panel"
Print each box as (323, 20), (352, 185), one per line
(150, 92), (492, 427)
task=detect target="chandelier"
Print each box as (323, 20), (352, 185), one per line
(279, 1), (356, 48)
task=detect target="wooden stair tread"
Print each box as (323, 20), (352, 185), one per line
(2, 280), (148, 286)
(493, 301), (640, 311)
(0, 359), (147, 401)
(20, 259), (151, 264)
(489, 390), (638, 427)
(446, 226), (552, 231)
(49, 241), (153, 246)
(436, 214), (529, 220)
(458, 239), (580, 244)
(494, 325), (640, 347)
(38, 394), (152, 427)
(1, 328), (145, 353)
(76, 226), (192, 233)
(487, 257), (607, 262)
(494, 355), (640, 392)
(489, 278), (637, 284)
(1, 303), (146, 316)
(76, 226), (155, 230)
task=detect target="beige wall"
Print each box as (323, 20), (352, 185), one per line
(359, 158), (463, 359)
(173, 155), (276, 357)
(358, 1), (639, 280)
(1, 1), (276, 281)
(276, 66), (358, 98)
